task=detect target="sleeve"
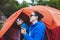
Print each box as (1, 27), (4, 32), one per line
(21, 23), (29, 33)
(24, 24), (46, 40)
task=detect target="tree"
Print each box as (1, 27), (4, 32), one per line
(0, 0), (19, 17)
(18, 1), (29, 9)
(48, 0), (60, 9)
(31, 0), (60, 9)
(0, 0), (30, 17)
(31, 0), (39, 5)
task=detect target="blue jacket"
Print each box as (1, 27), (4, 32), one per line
(21, 23), (29, 33)
(24, 21), (46, 40)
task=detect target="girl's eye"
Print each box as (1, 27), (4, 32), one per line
(30, 15), (35, 17)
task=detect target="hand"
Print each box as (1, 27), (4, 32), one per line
(21, 28), (26, 34)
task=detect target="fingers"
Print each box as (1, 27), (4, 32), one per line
(21, 28), (26, 34)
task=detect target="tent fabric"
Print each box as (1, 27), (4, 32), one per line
(0, 6), (60, 40)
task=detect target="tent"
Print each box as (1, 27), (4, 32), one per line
(0, 6), (60, 40)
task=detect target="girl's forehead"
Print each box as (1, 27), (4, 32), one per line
(31, 12), (35, 15)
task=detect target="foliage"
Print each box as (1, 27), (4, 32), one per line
(0, 0), (19, 17)
(1, 0), (60, 17)
(31, 0), (60, 10)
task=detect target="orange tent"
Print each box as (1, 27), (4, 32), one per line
(0, 6), (60, 40)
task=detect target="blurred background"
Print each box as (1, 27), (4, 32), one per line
(0, 0), (60, 29)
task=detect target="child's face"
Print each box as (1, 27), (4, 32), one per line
(30, 12), (38, 23)
(16, 18), (23, 25)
